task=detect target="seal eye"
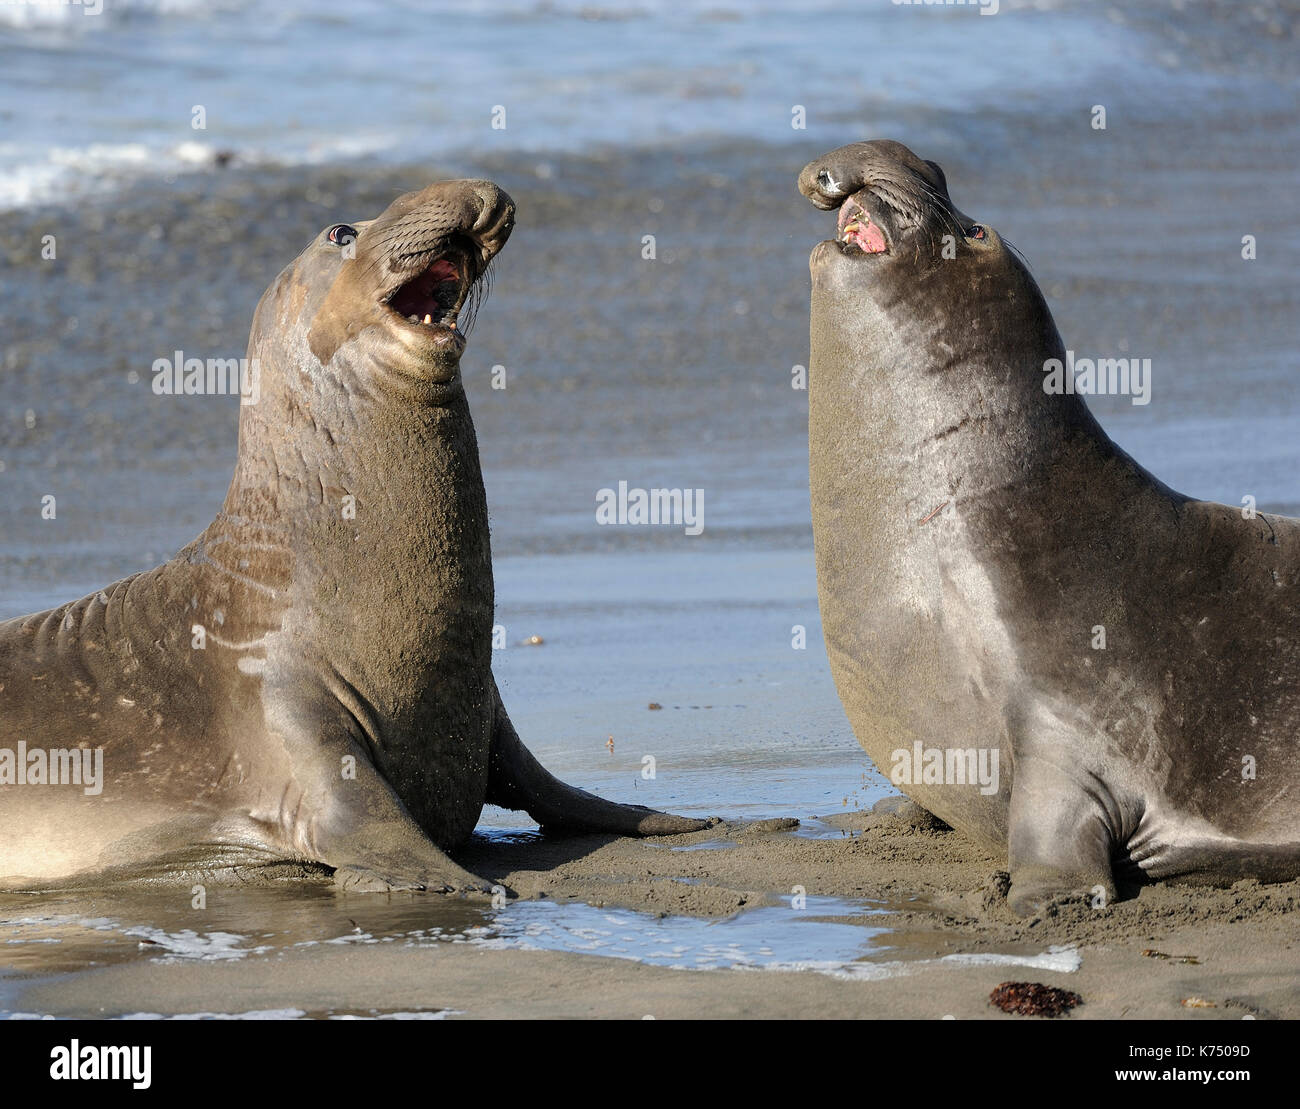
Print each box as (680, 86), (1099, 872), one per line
(969, 225), (986, 241)
(327, 224), (357, 246)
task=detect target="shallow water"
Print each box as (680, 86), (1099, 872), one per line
(0, 877), (1083, 1018)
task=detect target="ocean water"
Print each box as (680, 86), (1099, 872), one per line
(1, 0), (1282, 210)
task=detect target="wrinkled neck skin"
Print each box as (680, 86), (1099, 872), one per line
(802, 136), (1110, 518)
(809, 243), (1096, 562)
(229, 248), (474, 499)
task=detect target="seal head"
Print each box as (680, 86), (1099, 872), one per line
(302, 179), (513, 377)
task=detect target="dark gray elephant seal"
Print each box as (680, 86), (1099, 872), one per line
(799, 139), (1300, 915)
(0, 178), (705, 893)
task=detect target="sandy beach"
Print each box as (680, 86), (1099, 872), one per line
(9, 808), (1299, 1020)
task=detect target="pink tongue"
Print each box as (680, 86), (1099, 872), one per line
(427, 259), (459, 282)
(850, 220), (888, 254)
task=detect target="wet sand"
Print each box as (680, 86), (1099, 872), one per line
(10, 809), (1299, 1019)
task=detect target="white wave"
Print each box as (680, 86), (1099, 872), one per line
(0, 0), (102, 31)
(0, 132), (400, 211)
(743, 945), (1081, 983)
(0, 141), (190, 210)
(0, 0), (794, 34)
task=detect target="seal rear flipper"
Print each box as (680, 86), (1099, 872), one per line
(485, 679), (710, 836)
(1007, 754), (1118, 917)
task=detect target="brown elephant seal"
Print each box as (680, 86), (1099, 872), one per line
(799, 139), (1300, 915)
(0, 177), (706, 894)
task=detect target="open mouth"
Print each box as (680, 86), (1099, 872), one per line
(383, 246), (477, 341)
(836, 196), (888, 255)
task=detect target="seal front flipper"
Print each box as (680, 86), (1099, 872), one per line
(275, 713), (494, 896)
(1007, 753), (1117, 917)
(315, 768), (494, 896)
(317, 774), (495, 897)
(330, 859), (490, 896)
(485, 679), (709, 836)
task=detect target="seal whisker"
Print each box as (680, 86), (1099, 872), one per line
(1000, 236), (1034, 271)
(458, 255), (496, 336)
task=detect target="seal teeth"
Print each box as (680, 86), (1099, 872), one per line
(423, 314), (433, 325)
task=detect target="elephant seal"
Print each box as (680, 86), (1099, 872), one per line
(798, 140), (1300, 915)
(0, 177), (705, 894)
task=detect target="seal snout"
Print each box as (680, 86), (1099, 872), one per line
(800, 140), (981, 268)
(469, 180), (516, 257)
(370, 179), (516, 349)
